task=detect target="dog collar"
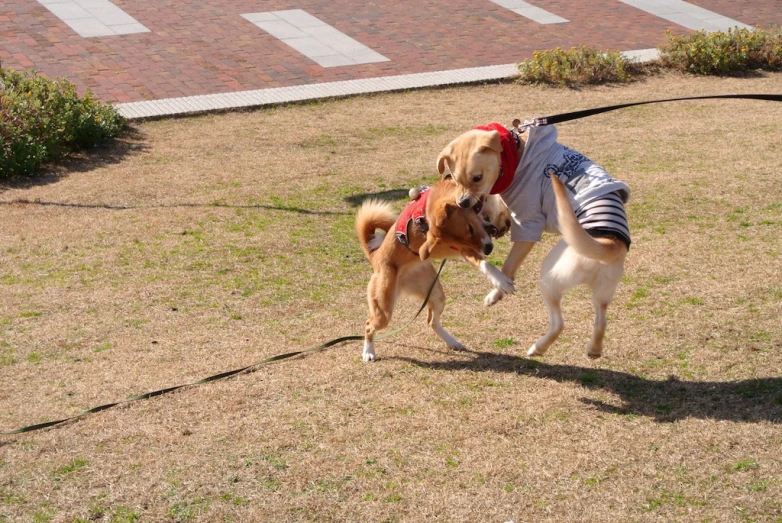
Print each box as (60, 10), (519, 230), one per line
(395, 187), (430, 253)
(473, 122), (521, 195)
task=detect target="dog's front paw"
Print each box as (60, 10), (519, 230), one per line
(492, 272), (515, 294)
(484, 288), (506, 307)
(480, 261), (515, 295)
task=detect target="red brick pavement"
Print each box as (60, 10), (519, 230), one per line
(1, 0), (780, 104)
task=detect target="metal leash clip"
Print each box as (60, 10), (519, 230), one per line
(514, 116), (547, 133)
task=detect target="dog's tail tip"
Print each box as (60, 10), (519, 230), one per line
(355, 199), (397, 259)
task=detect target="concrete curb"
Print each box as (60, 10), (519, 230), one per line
(114, 48), (660, 120)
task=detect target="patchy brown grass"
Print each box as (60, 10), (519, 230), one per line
(1, 71), (781, 522)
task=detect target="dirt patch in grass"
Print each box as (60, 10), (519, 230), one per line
(1, 71), (781, 521)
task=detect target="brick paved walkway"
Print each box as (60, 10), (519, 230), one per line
(2, 0), (780, 116)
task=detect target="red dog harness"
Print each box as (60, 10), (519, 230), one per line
(473, 122), (522, 195)
(395, 187), (430, 252)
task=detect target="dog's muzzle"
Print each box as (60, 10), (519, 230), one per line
(457, 195), (474, 209)
(457, 195), (482, 214)
(482, 239), (493, 256)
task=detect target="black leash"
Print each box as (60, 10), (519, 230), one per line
(3, 261), (447, 435)
(7, 93), (781, 435)
(2, 335), (361, 435)
(520, 93), (782, 129)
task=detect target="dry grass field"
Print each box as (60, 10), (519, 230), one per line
(1, 72), (781, 522)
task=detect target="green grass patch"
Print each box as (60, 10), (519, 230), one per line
(732, 459), (760, 472)
(747, 479), (770, 492)
(493, 337), (515, 349)
(53, 458), (88, 478)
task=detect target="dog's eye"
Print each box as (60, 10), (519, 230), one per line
(472, 174), (483, 184)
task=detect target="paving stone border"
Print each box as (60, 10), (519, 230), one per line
(115, 49), (660, 120)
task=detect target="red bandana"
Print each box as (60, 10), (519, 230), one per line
(473, 122), (520, 195)
(395, 187), (431, 248)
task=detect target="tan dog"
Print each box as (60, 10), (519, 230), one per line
(437, 123), (631, 358)
(355, 179), (514, 362)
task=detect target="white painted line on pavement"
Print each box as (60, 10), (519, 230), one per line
(618, 0), (753, 32)
(37, 0), (149, 37)
(242, 9), (389, 68)
(489, 0), (569, 24)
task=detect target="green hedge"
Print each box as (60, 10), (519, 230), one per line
(1, 67), (125, 178)
(516, 45), (636, 87)
(659, 26), (782, 75)
(517, 27), (782, 87)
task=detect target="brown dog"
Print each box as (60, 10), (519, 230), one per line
(437, 122), (631, 358)
(355, 179), (514, 361)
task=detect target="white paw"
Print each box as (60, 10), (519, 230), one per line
(448, 341), (467, 352)
(480, 261), (515, 294)
(484, 288), (506, 307)
(527, 344), (544, 357)
(362, 342), (376, 362)
(492, 272), (515, 294)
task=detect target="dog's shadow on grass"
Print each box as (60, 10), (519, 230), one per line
(395, 349), (782, 424)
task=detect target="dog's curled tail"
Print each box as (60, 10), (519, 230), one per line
(355, 199), (397, 260)
(550, 174), (626, 263)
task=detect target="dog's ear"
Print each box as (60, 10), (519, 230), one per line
(478, 130), (503, 154)
(434, 204), (456, 229)
(437, 147), (453, 178)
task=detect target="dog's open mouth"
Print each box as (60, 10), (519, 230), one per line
(472, 199), (483, 214)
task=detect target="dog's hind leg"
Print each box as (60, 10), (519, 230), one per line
(404, 264), (465, 351)
(585, 260), (624, 359)
(364, 270), (396, 362)
(427, 285), (466, 351)
(586, 299), (608, 359)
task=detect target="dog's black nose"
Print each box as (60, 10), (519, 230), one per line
(457, 197), (472, 209)
(483, 242), (493, 255)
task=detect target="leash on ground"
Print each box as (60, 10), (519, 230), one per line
(6, 93), (781, 436)
(1, 260), (447, 435)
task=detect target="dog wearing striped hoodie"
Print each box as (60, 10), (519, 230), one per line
(437, 122), (631, 359)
